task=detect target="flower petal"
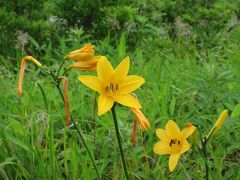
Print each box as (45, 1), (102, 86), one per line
(181, 140), (190, 154)
(115, 94), (142, 108)
(113, 56), (130, 81)
(165, 120), (182, 139)
(98, 94), (114, 116)
(169, 153), (181, 172)
(131, 108), (151, 130)
(69, 57), (98, 71)
(119, 75), (145, 94)
(97, 56), (114, 82)
(181, 123), (196, 139)
(78, 75), (102, 92)
(207, 110), (228, 138)
(156, 128), (169, 142)
(153, 141), (171, 154)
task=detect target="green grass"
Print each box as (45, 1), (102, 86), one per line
(0, 37), (240, 179)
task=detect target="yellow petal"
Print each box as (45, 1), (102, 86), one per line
(98, 94), (114, 115)
(66, 53), (92, 61)
(78, 75), (102, 92)
(181, 123), (196, 139)
(68, 56), (99, 71)
(181, 140), (190, 154)
(115, 94), (142, 108)
(153, 141), (171, 154)
(65, 44), (95, 60)
(97, 56), (114, 82)
(131, 108), (151, 130)
(165, 120), (182, 138)
(69, 43), (94, 55)
(207, 110), (228, 138)
(113, 56), (130, 81)
(119, 75), (145, 94)
(169, 153), (181, 172)
(156, 128), (169, 142)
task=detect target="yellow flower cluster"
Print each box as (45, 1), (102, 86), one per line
(17, 43), (229, 173)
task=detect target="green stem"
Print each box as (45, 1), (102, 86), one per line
(37, 82), (49, 111)
(56, 84), (100, 180)
(93, 92), (97, 145)
(56, 59), (65, 77)
(111, 106), (129, 180)
(202, 139), (209, 180)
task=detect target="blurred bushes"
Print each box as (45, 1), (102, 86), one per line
(0, 0), (240, 58)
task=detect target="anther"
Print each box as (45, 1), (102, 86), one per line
(105, 86), (109, 93)
(110, 83), (115, 92)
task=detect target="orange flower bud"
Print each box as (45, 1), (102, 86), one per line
(58, 77), (70, 126)
(17, 56), (42, 96)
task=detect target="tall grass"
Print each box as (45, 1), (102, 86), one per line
(0, 35), (240, 179)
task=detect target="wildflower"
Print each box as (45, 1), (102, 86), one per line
(78, 56), (144, 115)
(67, 56), (100, 71)
(207, 110), (228, 139)
(58, 77), (70, 126)
(17, 56), (42, 96)
(153, 120), (196, 172)
(64, 43), (95, 61)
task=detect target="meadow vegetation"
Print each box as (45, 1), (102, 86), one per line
(0, 0), (240, 179)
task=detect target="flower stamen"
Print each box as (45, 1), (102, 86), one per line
(105, 83), (119, 96)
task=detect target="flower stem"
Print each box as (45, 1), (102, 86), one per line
(37, 82), (49, 111)
(56, 84), (100, 180)
(111, 106), (129, 180)
(202, 139), (209, 180)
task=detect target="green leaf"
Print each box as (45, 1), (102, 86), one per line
(231, 104), (240, 119)
(118, 33), (126, 60)
(170, 96), (176, 117)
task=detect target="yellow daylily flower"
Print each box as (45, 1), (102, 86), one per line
(67, 56), (100, 71)
(78, 56), (145, 116)
(64, 43), (95, 61)
(153, 120), (196, 172)
(207, 110), (228, 139)
(17, 56), (42, 96)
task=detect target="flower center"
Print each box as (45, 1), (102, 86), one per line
(104, 83), (119, 96)
(169, 138), (182, 153)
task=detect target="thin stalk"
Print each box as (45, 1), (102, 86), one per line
(93, 92), (97, 145)
(202, 139), (209, 180)
(37, 82), (49, 111)
(111, 106), (129, 180)
(56, 60), (65, 77)
(56, 84), (100, 180)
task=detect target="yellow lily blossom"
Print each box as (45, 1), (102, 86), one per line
(153, 120), (196, 172)
(78, 56), (145, 116)
(67, 56), (100, 71)
(207, 110), (228, 139)
(17, 56), (42, 96)
(64, 43), (95, 61)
